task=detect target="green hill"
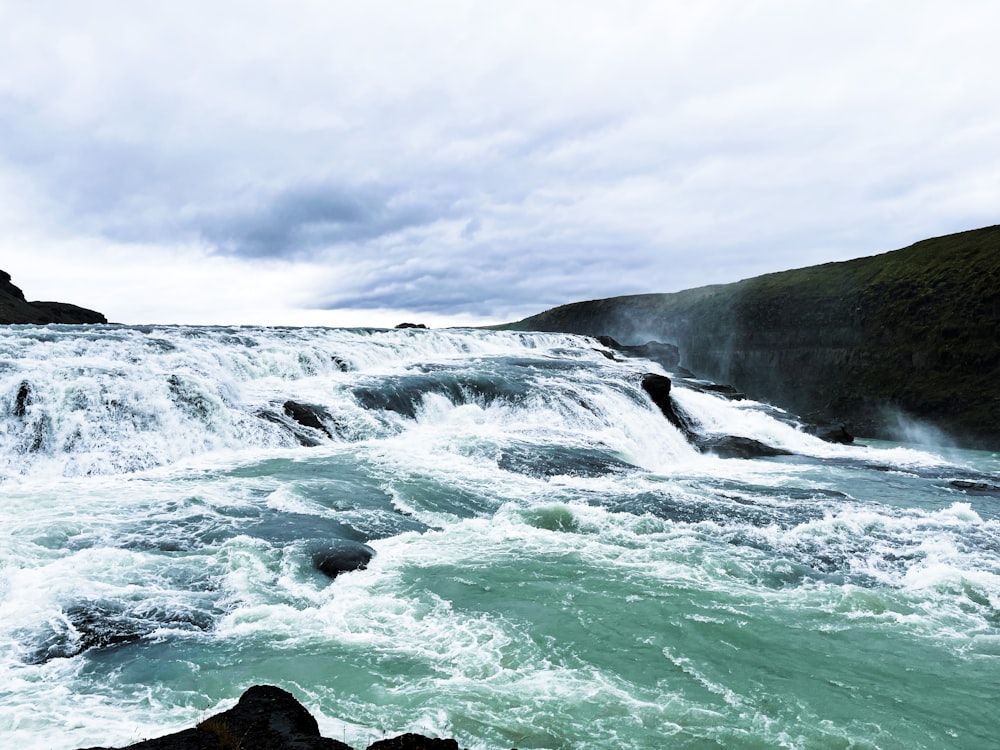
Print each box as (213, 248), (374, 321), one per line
(503, 225), (1000, 448)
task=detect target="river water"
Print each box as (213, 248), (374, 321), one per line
(1, 325), (997, 749)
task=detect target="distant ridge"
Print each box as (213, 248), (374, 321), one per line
(502, 225), (1000, 448)
(1, 270), (107, 325)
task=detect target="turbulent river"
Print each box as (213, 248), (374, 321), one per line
(1, 325), (998, 749)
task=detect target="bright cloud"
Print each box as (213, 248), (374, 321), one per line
(2, 1), (998, 325)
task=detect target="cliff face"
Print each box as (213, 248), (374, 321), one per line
(504, 225), (1000, 448)
(1, 270), (107, 324)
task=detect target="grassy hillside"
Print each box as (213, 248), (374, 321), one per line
(504, 225), (1000, 447)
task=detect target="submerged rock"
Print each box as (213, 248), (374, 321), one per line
(367, 736), (459, 749)
(693, 435), (793, 459)
(311, 540), (375, 579)
(805, 423), (855, 444)
(497, 444), (636, 478)
(13, 380), (31, 417)
(693, 383), (746, 400)
(283, 400), (337, 439)
(950, 479), (1000, 495)
(77, 685), (463, 750)
(26, 601), (214, 665)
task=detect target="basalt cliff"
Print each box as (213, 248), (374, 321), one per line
(503, 225), (1000, 449)
(1, 270), (107, 324)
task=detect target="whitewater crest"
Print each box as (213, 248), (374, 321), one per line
(2, 325), (999, 750)
(1, 326), (671, 479)
(0, 324), (937, 481)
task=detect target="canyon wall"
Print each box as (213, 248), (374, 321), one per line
(504, 225), (1000, 447)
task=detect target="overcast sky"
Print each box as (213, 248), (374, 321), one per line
(1, 1), (998, 326)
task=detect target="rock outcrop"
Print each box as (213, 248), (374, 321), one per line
(78, 685), (464, 750)
(503, 225), (1000, 449)
(639, 373), (692, 437)
(1, 270), (107, 324)
(596, 336), (681, 371)
(691, 435), (793, 459)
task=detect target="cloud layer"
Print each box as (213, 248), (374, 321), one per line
(2, 1), (998, 325)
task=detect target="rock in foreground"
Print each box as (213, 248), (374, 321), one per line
(78, 685), (464, 750)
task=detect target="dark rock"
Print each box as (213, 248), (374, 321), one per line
(595, 335), (623, 349)
(395, 323), (427, 329)
(367, 735), (459, 750)
(596, 336), (681, 371)
(622, 341), (681, 370)
(79, 685), (351, 750)
(312, 541), (375, 579)
(257, 408), (324, 447)
(806, 424), (855, 444)
(166, 376), (214, 420)
(693, 435), (793, 459)
(950, 479), (1000, 495)
(13, 380), (31, 417)
(27, 601), (214, 665)
(77, 685), (464, 750)
(283, 400), (336, 440)
(696, 383), (746, 400)
(640, 373), (695, 437)
(497, 444), (636, 478)
(1, 269), (107, 325)
(1, 270), (26, 300)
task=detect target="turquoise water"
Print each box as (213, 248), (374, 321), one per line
(1, 326), (997, 749)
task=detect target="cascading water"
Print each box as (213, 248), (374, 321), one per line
(1, 325), (998, 749)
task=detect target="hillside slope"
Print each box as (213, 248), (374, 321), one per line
(504, 225), (1000, 447)
(1, 271), (107, 325)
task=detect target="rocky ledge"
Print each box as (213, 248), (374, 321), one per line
(0, 269), (107, 324)
(79, 685), (473, 750)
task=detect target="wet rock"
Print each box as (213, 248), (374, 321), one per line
(497, 444), (636, 478)
(395, 322), (427, 329)
(693, 435), (793, 459)
(367, 735), (459, 750)
(79, 685), (351, 750)
(640, 373), (695, 437)
(13, 380), (31, 417)
(950, 479), (1000, 495)
(256, 408), (324, 447)
(695, 383), (746, 400)
(283, 400), (336, 439)
(597, 336), (681, 371)
(77, 685), (465, 750)
(26, 601), (214, 665)
(311, 541), (375, 579)
(805, 423), (855, 444)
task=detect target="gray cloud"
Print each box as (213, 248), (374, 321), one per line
(2, 1), (999, 325)
(196, 182), (447, 259)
